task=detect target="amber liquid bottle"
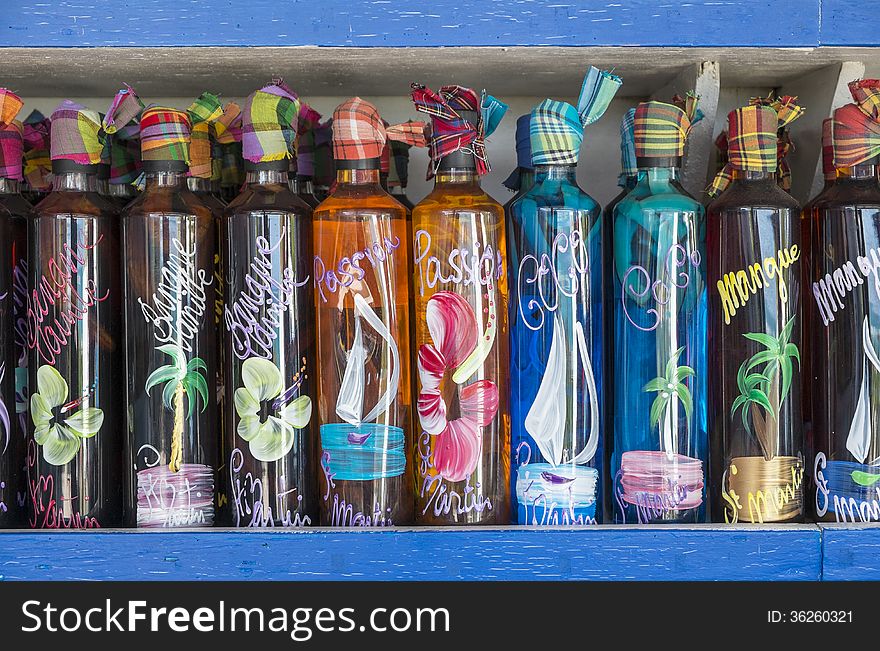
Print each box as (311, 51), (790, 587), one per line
(313, 160), (414, 526)
(0, 179), (30, 526)
(27, 162), (123, 528)
(411, 145), (511, 525)
(222, 160), (318, 527)
(808, 158), (880, 522)
(707, 170), (804, 524)
(121, 161), (218, 528)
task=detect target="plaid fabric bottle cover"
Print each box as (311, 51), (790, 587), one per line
(832, 79), (880, 168)
(707, 97), (804, 198)
(0, 89), (24, 181)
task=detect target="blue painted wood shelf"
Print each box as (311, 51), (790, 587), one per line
(0, 525), (836, 581)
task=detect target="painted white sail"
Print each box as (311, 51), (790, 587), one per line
(524, 314), (567, 466)
(846, 317), (880, 464)
(524, 316), (599, 468)
(335, 293), (400, 427)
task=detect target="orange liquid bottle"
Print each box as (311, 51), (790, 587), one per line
(410, 100), (511, 525)
(313, 99), (416, 526)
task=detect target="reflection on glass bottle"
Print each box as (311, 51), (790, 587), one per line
(508, 69), (621, 526)
(707, 99), (806, 524)
(612, 98), (708, 524)
(27, 100), (123, 528)
(409, 84), (510, 525)
(120, 98), (220, 528)
(314, 98), (424, 526)
(222, 82), (318, 528)
(0, 89), (29, 526)
(810, 80), (880, 523)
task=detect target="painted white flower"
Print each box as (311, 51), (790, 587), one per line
(30, 365), (104, 466)
(234, 358), (311, 463)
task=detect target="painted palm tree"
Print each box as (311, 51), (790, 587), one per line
(145, 344), (209, 473)
(643, 346), (695, 460)
(730, 315), (799, 461)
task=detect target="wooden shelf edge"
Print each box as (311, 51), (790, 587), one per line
(0, 525), (822, 581)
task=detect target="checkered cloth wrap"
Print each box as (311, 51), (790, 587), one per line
(50, 100), (105, 165)
(140, 106), (192, 164)
(331, 97), (426, 163)
(749, 93), (804, 190)
(181, 93), (221, 178)
(23, 110), (51, 191)
(410, 84), (507, 177)
(708, 100), (804, 197)
(832, 79), (880, 168)
(530, 67), (621, 166)
(107, 135), (141, 185)
(502, 114), (533, 192)
(618, 108), (637, 187)
(293, 103), (322, 177)
(102, 85), (143, 136)
(242, 82), (300, 164)
(821, 117), (835, 182)
(215, 102), (242, 145)
(0, 89), (24, 181)
(633, 96), (699, 160)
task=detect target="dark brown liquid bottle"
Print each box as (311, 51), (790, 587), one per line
(222, 161), (319, 527)
(27, 161), (124, 528)
(122, 160), (218, 527)
(0, 179), (30, 526)
(808, 158), (880, 522)
(708, 170), (804, 523)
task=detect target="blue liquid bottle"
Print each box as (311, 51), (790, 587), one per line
(611, 98), (708, 524)
(508, 68), (621, 525)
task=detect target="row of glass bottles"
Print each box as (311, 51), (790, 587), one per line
(2, 95), (879, 529)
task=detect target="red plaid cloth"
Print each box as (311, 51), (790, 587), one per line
(833, 79), (880, 168)
(411, 84), (486, 177)
(332, 97), (426, 162)
(821, 117), (835, 181)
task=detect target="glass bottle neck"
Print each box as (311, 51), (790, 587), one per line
(187, 177), (213, 193)
(534, 164), (577, 182)
(0, 178), (21, 194)
(638, 167), (680, 183)
(144, 170), (186, 190)
(841, 162), (877, 180)
(246, 169), (288, 186)
(336, 168), (381, 186)
(435, 168), (479, 185)
(109, 183), (136, 199)
(390, 186), (407, 196)
(52, 172), (96, 192)
(297, 177), (315, 194)
(731, 170), (776, 182)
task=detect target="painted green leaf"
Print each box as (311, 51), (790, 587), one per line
(748, 388), (774, 417)
(156, 344), (185, 368)
(664, 346), (686, 380)
(145, 364), (180, 395)
(851, 470), (880, 487)
(784, 342), (800, 366)
(182, 371), (209, 415)
(162, 380), (179, 411)
(642, 377), (668, 393)
(675, 384), (693, 420)
(743, 332), (778, 352)
(746, 350), (778, 371)
(186, 357), (208, 373)
(780, 315), (795, 346)
(780, 356), (793, 403)
(649, 395), (666, 430)
(674, 365), (695, 382)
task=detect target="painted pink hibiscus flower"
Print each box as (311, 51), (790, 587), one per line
(417, 292), (499, 482)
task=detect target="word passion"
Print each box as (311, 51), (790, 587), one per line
(26, 236), (110, 366)
(414, 229), (504, 297)
(229, 448), (311, 527)
(26, 441), (99, 529)
(721, 462), (804, 524)
(314, 234), (401, 303)
(516, 227), (592, 331)
(715, 245), (800, 325)
(320, 452), (394, 527)
(417, 432), (492, 520)
(224, 233), (309, 361)
(138, 237), (212, 353)
(814, 452), (880, 522)
(621, 244), (701, 332)
(812, 246), (880, 326)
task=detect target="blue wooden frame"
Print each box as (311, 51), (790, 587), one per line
(3, 0), (861, 48)
(0, 526), (822, 581)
